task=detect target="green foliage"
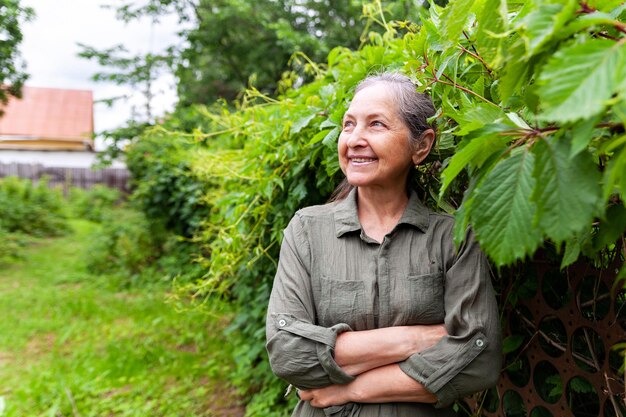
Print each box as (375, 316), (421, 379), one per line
(537, 38), (625, 123)
(93, 0), (427, 107)
(0, 177), (68, 237)
(85, 206), (202, 289)
(0, 0), (33, 110)
(501, 335), (524, 354)
(0, 227), (27, 265)
(471, 148), (542, 264)
(125, 119), (213, 237)
(68, 185), (121, 223)
(85, 208), (164, 280)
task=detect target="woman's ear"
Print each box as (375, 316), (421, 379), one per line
(412, 129), (435, 166)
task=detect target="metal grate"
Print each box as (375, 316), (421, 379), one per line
(468, 255), (625, 417)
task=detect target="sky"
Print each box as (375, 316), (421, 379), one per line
(19, 0), (185, 148)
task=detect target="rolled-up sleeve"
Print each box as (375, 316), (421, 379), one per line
(266, 214), (355, 389)
(398, 226), (502, 407)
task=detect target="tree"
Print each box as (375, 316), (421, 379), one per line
(81, 0), (425, 165)
(97, 0), (427, 106)
(77, 41), (173, 164)
(0, 0), (33, 112)
(77, 44), (172, 122)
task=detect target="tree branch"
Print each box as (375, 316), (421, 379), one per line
(461, 31), (493, 75)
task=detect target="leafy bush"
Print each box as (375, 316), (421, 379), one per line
(0, 176), (68, 237)
(86, 208), (164, 279)
(0, 227), (27, 266)
(68, 185), (121, 222)
(85, 207), (202, 289)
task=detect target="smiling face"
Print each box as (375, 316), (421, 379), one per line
(338, 83), (418, 192)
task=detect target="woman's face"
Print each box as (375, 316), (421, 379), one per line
(338, 83), (416, 191)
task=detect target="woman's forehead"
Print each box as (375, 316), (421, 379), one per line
(346, 83), (398, 116)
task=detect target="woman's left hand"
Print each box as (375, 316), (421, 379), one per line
(298, 384), (355, 408)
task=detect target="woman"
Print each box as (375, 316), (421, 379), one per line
(266, 72), (502, 417)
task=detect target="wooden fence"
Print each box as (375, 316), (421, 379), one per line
(0, 162), (130, 193)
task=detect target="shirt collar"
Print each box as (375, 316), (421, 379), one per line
(333, 187), (430, 238)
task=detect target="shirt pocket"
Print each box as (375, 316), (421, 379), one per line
(405, 272), (445, 324)
(318, 277), (369, 330)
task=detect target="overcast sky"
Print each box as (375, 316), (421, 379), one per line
(20, 0), (185, 143)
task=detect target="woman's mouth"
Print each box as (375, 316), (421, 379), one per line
(349, 157), (377, 164)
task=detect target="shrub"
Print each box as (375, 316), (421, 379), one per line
(0, 226), (27, 266)
(0, 176), (68, 237)
(68, 185), (122, 222)
(86, 208), (164, 277)
(85, 207), (203, 289)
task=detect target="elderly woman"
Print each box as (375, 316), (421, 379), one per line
(266, 72), (502, 417)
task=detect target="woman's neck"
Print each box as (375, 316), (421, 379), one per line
(356, 186), (409, 243)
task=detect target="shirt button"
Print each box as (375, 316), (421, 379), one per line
(475, 339), (484, 347)
(278, 319), (287, 327)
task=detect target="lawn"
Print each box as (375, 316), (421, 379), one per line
(0, 219), (243, 417)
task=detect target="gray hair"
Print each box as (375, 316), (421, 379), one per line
(354, 72), (436, 150)
(329, 72), (436, 202)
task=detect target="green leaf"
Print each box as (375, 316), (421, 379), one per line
(440, 124), (512, 197)
(559, 12), (619, 40)
(589, 0), (624, 12)
(613, 99), (626, 126)
(307, 128), (331, 146)
(569, 377), (594, 394)
(470, 148), (543, 265)
(450, 104), (507, 136)
(319, 118), (338, 129)
(506, 112), (530, 129)
(503, 334), (525, 353)
(441, 0), (474, 43)
(291, 113), (317, 134)
(499, 39), (529, 103)
(561, 236), (582, 268)
(410, 25), (428, 57)
(532, 137), (602, 244)
(603, 141), (626, 201)
(593, 204), (626, 251)
(610, 3), (626, 19)
(570, 115), (601, 157)
(453, 199), (471, 247)
(475, 0), (507, 66)
(546, 374), (563, 398)
(537, 39), (626, 123)
(521, 1), (576, 58)
(420, 4), (445, 52)
(321, 126), (340, 147)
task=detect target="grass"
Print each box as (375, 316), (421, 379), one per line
(0, 219), (243, 417)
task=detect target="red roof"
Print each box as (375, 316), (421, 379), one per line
(0, 86), (94, 149)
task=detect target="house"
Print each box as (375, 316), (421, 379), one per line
(0, 86), (94, 152)
(0, 86), (128, 191)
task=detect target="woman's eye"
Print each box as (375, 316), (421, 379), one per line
(372, 120), (385, 128)
(343, 120), (354, 129)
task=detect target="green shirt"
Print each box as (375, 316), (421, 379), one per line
(266, 188), (502, 417)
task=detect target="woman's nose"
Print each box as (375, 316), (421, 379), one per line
(346, 125), (366, 148)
